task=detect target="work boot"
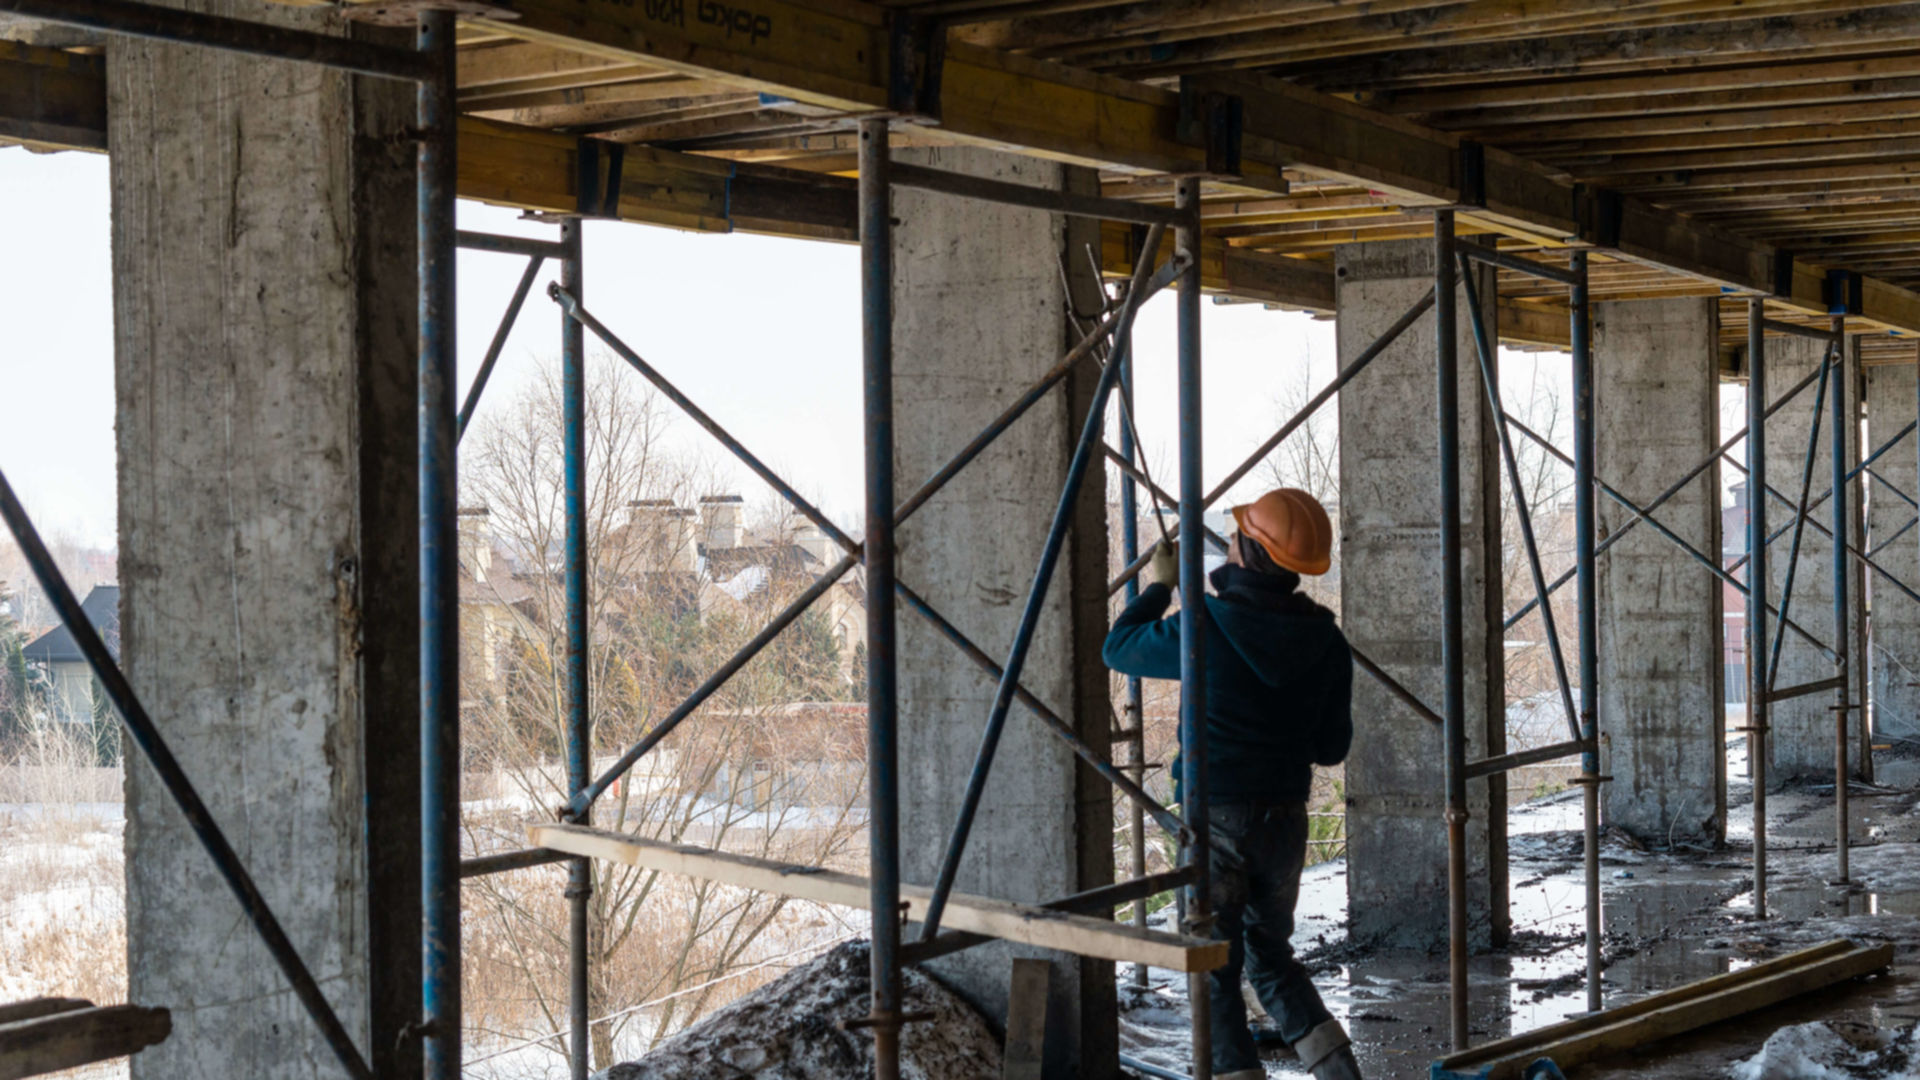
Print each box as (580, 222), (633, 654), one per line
(1295, 1019), (1364, 1080)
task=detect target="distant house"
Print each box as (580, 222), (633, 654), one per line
(598, 495), (867, 674)
(457, 508), (538, 693)
(23, 584), (118, 724)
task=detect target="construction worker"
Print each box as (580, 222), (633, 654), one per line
(1103, 487), (1360, 1080)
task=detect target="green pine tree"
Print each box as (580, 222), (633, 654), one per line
(0, 612), (29, 751)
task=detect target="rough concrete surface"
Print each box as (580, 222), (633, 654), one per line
(109, 2), (418, 1076)
(1593, 297), (1725, 841)
(1335, 239), (1505, 949)
(1867, 364), (1920, 745)
(596, 942), (1002, 1080)
(1762, 335), (1867, 781)
(890, 144), (1113, 1078)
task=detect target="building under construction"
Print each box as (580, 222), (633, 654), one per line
(7, 1), (1920, 1078)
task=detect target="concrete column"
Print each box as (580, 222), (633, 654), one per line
(1336, 239), (1505, 949)
(1593, 298), (1725, 841)
(1866, 363), (1920, 745)
(1762, 334), (1865, 781)
(109, 5), (419, 1078)
(893, 146), (1114, 1079)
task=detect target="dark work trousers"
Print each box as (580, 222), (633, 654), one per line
(1205, 801), (1335, 1074)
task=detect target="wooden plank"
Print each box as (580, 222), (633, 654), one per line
(1003, 958), (1049, 1080)
(530, 822), (1230, 972)
(1433, 940), (1892, 1080)
(1392, 52), (1920, 113)
(1499, 299), (1573, 349)
(0, 1002), (88, 1028)
(0, 41), (105, 152)
(1308, 4), (1920, 91)
(0, 1004), (171, 1080)
(458, 41), (653, 89)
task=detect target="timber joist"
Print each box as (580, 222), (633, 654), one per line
(8, 0), (1920, 347)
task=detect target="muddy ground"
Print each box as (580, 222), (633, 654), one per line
(1118, 745), (1920, 1079)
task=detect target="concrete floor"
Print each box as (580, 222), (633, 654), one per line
(1119, 745), (1920, 1078)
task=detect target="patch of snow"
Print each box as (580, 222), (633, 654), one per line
(1730, 1022), (1920, 1080)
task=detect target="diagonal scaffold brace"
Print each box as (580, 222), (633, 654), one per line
(0, 471), (377, 1080)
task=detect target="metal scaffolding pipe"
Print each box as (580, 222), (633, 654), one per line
(458, 254), (544, 443)
(1460, 244), (1581, 286)
(893, 583), (1187, 840)
(1460, 255), (1578, 744)
(561, 218), (593, 1080)
(416, 11), (461, 1080)
(0, 472), (375, 1080)
(458, 230), (569, 260)
(1504, 415), (1836, 660)
(1768, 344), (1837, 691)
(1435, 209), (1471, 1051)
(553, 286), (856, 553)
(859, 116), (903, 1080)
(1176, 177), (1214, 1080)
(1505, 363), (1826, 630)
(1747, 298), (1772, 919)
(1571, 251), (1602, 1016)
(1761, 317), (1843, 344)
(888, 160), (1184, 227)
(1119, 329), (1151, 989)
(917, 221), (1164, 940)
(1831, 314), (1852, 884)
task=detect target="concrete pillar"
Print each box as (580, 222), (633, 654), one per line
(1866, 362), (1920, 745)
(1336, 239), (1505, 949)
(1593, 298), (1725, 841)
(893, 147), (1114, 1079)
(109, 5), (420, 1078)
(1762, 334), (1866, 781)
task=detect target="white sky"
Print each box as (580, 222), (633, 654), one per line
(3, 144), (1650, 554)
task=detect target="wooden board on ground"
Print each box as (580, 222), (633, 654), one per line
(1003, 957), (1049, 1080)
(529, 823), (1226, 973)
(0, 1002), (170, 1080)
(1431, 939), (1893, 1079)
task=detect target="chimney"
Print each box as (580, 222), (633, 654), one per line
(795, 523), (833, 567)
(625, 500), (698, 573)
(457, 507), (492, 583)
(699, 494), (745, 550)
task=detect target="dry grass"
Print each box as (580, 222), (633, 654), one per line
(0, 720), (130, 1051)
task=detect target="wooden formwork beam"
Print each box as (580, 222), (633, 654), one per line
(1431, 940), (1894, 1080)
(0, 1000), (170, 1080)
(530, 822), (1229, 973)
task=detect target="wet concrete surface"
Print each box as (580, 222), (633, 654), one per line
(1119, 745), (1920, 1078)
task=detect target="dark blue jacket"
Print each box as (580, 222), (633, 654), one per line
(1103, 564), (1353, 804)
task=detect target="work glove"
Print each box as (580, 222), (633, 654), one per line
(1147, 540), (1178, 589)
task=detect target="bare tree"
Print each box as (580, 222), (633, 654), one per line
(1495, 357), (1579, 754)
(458, 356), (866, 1070)
(1262, 364), (1341, 611)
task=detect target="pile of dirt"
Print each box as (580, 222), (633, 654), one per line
(594, 941), (1002, 1080)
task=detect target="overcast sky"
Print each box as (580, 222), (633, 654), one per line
(0, 145), (1619, 556)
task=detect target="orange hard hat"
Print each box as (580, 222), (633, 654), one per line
(1231, 488), (1333, 576)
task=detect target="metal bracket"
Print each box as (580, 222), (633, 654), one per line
(339, 0), (518, 25)
(840, 1010), (935, 1031)
(1773, 248), (1797, 299)
(575, 138), (626, 220)
(1177, 77), (1245, 178)
(1825, 268), (1863, 316)
(1578, 186), (1624, 250)
(1458, 140), (1486, 210)
(887, 12), (946, 120)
